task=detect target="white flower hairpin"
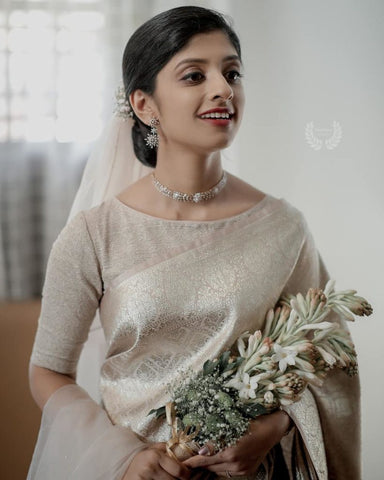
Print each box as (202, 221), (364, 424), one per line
(113, 83), (134, 120)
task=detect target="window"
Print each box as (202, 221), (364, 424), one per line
(0, 0), (106, 143)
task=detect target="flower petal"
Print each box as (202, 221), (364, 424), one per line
(279, 359), (288, 373)
(249, 389), (256, 399)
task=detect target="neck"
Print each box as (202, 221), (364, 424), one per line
(154, 146), (224, 193)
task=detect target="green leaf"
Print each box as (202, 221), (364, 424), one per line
(218, 351), (231, 373)
(203, 359), (215, 375)
(147, 405), (166, 419)
(203, 358), (221, 376)
(223, 356), (244, 372)
(237, 402), (267, 418)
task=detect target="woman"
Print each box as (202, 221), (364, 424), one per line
(28, 6), (360, 480)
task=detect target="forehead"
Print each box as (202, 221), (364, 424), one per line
(166, 30), (239, 69)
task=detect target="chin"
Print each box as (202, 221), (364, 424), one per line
(189, 132), (236, 153)
(213, 136), (235, 149)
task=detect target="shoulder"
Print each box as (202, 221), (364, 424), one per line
(79, 198), (112, 230)
(249, 190), (313, 253)
(44, 209), (102, 285)
(276, 196), (310, 233)
(52, 200), (115, 257)
(224, 174), (266, 214)
(46, 210), (99, 271)
(70, 197), (144, 254)
(53, 210), (90, 250)
(227, 174), (309, 232)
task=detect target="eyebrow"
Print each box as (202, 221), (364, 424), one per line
(174, 55), (242, 71)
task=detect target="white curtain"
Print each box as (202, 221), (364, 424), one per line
(0, 0), (233, 300)
(0, 0), (136, 299)
(0, 142), (88, 299)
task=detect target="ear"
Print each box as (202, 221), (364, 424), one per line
(129, 90), (158, 126)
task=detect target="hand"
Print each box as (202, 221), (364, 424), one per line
(122, 442), (192, 480)
(183, 410), (291, 477)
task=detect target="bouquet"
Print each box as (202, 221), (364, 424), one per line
(149, 280), (372, 462)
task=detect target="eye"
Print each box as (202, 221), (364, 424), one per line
(182, 71), (205, 83)
(181, 69), (244, 84)
(226, 70), (244, 83)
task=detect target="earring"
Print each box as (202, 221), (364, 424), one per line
(145, 117), (160, 149)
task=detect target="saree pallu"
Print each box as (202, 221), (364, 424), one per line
(29, 195), (360, 479)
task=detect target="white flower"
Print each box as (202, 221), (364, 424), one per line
(271, 343), (297, 373)
(225, 372), (259, 399)
(237, 332), (249, 357)
(316, 345), (336, 366)
(264, 391), (275, 404)
(245, 331), (262, 358)
(237, 331), (262, 359)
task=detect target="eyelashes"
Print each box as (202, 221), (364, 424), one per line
(182, 70), (244, 84)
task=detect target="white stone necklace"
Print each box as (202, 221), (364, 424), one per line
(151, 171), (228, 203)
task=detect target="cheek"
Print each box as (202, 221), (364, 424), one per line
(235, 88), (245, 112)
(159, 94), (200, 131)
(161, 106), (193, 132)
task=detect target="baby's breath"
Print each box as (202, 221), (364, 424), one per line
(172, 369), (249, 451)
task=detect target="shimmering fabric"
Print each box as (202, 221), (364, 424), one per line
(30, 193), (360, 479)
(27, 384), (147, 480)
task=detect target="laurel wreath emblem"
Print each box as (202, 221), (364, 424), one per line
(325, 121), (342, 150)
(305, 121), (342, 151)
(305, 122), (322, 151)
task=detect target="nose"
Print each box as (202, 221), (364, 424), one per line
(210, 72), (234, 102)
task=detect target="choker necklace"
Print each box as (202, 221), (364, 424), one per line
(151, 171), (227, 203)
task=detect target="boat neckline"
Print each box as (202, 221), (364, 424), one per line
(111, 193), (274, 225)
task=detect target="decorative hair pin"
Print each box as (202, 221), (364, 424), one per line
(114, 83), (134, 120)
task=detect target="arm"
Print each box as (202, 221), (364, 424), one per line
(279, 219), (361, 479)
(28, 364), (191, 480)
(28, 212), (190, 480)
(29, 364), (76, 411)
(28, 212), (146, 479)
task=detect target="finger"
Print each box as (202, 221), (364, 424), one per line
(183, 455), (213, 469)
(183, 449), (228, 469)
(190, 470), (214, 480)
(151, 442), (167, 451)
(202, 462), (238, 473)
(155, 470), (179, 480)
(159, 453), (191, 480)
(152, 462), (183, 480)
(189, 454), (263, 473)
(197, 442), (215, 456)
(205, 456), (263, 475)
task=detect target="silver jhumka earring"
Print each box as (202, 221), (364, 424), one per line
(145, 118), (160, 149)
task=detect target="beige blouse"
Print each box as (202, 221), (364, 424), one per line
(30, 193), (360, 479)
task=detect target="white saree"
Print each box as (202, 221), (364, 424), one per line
(28, 192), (360, 479)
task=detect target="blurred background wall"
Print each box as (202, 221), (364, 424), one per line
(234, 2), (384, 478)
(0, 0), (382, 478)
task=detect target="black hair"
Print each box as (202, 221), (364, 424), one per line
(122, 6), (242, 168)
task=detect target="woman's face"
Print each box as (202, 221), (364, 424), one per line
(151, 30), (245, 154)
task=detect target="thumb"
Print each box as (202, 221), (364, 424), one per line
(151, 442), (167, 451)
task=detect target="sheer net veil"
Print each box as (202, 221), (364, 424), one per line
(66, 105), (152, 403)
